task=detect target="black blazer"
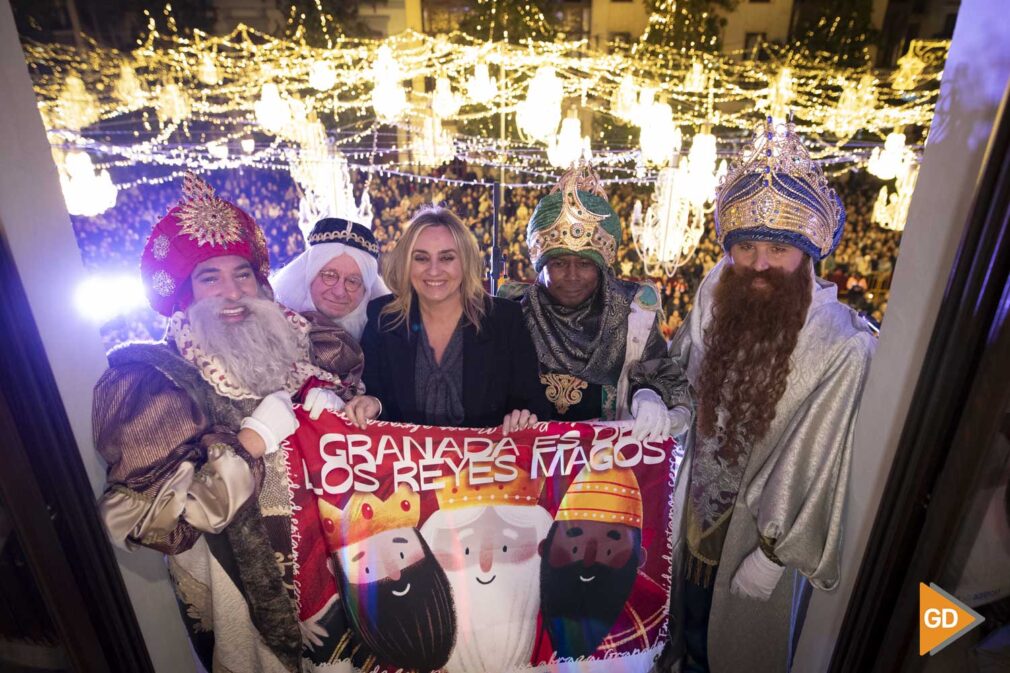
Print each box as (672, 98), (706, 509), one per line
(361, 294), (552, 427)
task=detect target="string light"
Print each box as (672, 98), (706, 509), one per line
(23, 16), (947, 244)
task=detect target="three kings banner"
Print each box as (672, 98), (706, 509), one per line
(284, 407), (681, 673)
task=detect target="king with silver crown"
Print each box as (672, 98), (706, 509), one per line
(663, 119), (877, 673)
(715, 116), (846, 259)
(500, 159), (692, 439)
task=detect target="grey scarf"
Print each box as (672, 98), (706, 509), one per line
(521, 272), (638, 384)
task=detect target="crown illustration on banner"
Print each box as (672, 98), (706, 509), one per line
(715, 117), (845, 260)
(526, 158), (619, 268)
(317, 484), (420, 549)
(433, 464), (545, 512)
(555, 447), (643, 528)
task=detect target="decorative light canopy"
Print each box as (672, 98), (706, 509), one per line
(516, 65), (563, 143)
(867, 130), (912, 181)
(371, 44), (407, 123)
(411, 111), (455, 168)
(25, 18), (947, 253)
(873, 159), (919, 231)
(58, 150), (118, 217)
(465, 59), (497, 104)
(630, 129), (725, 275)
(547, 109), (592, 168)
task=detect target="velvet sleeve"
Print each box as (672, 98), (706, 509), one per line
(627, 312), (692, 409)
(305, 311), (366, 398)
(744, 332), (875, 590)
(93, 362), (262, 554)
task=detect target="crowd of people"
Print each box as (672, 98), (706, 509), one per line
(72, 162), (901, 348)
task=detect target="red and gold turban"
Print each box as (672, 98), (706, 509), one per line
(140, 172), (271, 316)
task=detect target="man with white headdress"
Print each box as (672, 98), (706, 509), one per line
(272, 217), (389, 342)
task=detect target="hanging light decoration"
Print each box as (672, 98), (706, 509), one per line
(638, 99), (680, 166)
(826, 74), (877, 142)
(873, 159), (919, 231)
(631, 86), (657, 127)
(371, 44), (407, 123)
(358, 186), (374, 224)
(411, 111), (455, 167)
(308, 61), (337, 91)
(197, 53), (219, 86)
(255, 81), (292, 135)
(610, 74), (638, 122)
(892, 51), (926, 91)
(684, 129), (726, 205)
(240, 136), (256, 154)
(432, 75), (461, 118)
(58, 151), (118, 216)
(114, 63), (143, 104)
(867, 130), (913, 180)
(56, 74), (99, 131)
(632, 162), (703, 276)
(465, 59), (497, 105)
(683, 61), (707, 93)
(156, 81), (190, 125)
(206, 140), (229, 160)
(287, 101), (326, 148)
(547, 108), (591, 168)
(516, 65), (563, 143)
(291, 146), (359, 239)
(767, 67), (795, 121)
(631, 128), (725, 275)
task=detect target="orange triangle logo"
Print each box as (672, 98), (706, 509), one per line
(919, 583), (985, 655)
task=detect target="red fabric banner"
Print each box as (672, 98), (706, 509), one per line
(284, 409), (680, 673)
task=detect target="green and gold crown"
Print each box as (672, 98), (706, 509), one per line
(526, 159), (620, 272)
(715, 118), (845, 260)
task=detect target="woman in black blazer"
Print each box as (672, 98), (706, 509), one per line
(344, 206), (550, 429)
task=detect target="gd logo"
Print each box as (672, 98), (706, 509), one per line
(919, 583), (985, 655)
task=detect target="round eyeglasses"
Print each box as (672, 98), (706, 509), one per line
(317, 270), (364, 293)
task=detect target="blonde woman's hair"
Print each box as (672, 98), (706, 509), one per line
(381, 206), (488, 331)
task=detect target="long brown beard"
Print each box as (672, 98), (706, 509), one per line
(696, 261), (813, 447)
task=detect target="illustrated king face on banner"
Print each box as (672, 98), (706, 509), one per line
(420, 466), (553, 673)
(317, 484), (456, 672)
(539, 450), (648, 659)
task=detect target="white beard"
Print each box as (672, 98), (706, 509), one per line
(188, 295), (304, 397)
(443, 555), (541, 673)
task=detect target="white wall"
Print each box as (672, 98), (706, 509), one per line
(0, 3), (197, 672)
(793, 0), (1010, 670)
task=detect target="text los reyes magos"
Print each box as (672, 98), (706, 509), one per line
(301, 425), (668, 496)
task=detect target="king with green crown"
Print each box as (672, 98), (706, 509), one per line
(500, 159), (691, 441)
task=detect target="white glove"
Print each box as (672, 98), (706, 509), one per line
(630, 388), (672, 441)
(240, 391), (298, 455)
(302, 387), (346, 421)
(669, 405), (692, 437)
(730, 547), (785, 601)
